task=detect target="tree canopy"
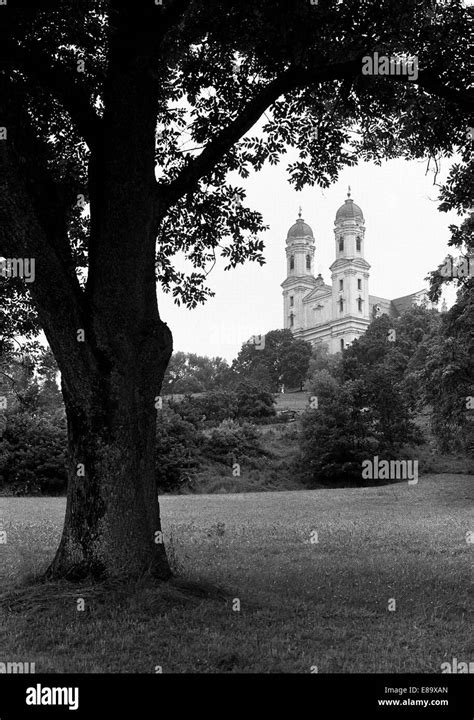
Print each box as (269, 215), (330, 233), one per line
(1, 0), (472, 323)
(232, 329), (312, 391)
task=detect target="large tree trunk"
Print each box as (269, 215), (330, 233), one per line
(47, 320), (173, 581)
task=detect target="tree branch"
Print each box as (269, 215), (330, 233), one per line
(411, 69), (474, 112)
(157, 59), (363, 207)
(17, 47), (102, 152)
(0, 141), (104, 402)
(157, 58), (472, 210)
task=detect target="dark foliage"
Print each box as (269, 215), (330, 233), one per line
(0, 409), (67, 494)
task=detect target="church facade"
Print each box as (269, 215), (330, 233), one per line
(281, 191), (436, 354)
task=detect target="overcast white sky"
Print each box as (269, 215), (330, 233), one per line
(157, 150), (460, 363)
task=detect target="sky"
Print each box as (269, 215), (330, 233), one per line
(157, 152), (460, 363)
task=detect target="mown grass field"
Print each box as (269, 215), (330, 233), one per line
(0, 473), (472, 673)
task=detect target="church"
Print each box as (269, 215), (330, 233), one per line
(281, 189), (437, 354)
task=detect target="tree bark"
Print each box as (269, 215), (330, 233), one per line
(46, 322), (172, 580)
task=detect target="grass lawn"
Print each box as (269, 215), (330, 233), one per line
(0, 473), (472, 673)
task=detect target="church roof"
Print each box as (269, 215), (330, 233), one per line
(287, 208), (314, 239)
(336, 188), (364, 223)
(391, 290), (428, 316)
(302, 282), (332, 303)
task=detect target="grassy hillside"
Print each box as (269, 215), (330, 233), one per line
(0, 474), (471, 672)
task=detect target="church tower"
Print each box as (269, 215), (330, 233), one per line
(279, 189), (430, 356)
(329, 188), (371, 350)
(281, 209), (317, 332)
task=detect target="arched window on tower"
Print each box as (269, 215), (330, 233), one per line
(290, 255), (294, 271)
(358, 297), (363, 312)
(339, 237), (344, 252)
(306, 254), (311, 270)
(340, 338), (345, 351)
(290, 296), (294, 307)
(339, 298), (344, 313)
(356, 236), (361, 252)
(290, 314), (294, 328)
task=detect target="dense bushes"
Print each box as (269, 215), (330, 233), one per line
(0, 409), (67, 494)
(155, 410), (268, 491)
(168, 384), (275, 426)
(155, 408), (201, 492)
(200, 419), (266, 466)
(168, 390), (236, 427)
(234, 384), (276, 421)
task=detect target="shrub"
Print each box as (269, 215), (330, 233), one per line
(155, 407), (201, 492)
(169, 386), (276, 427)
(0, 409), (67, 494)
(234, 383), (276, 422)
(168, 391), (237, 427)
(201, 419), (266, 465)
